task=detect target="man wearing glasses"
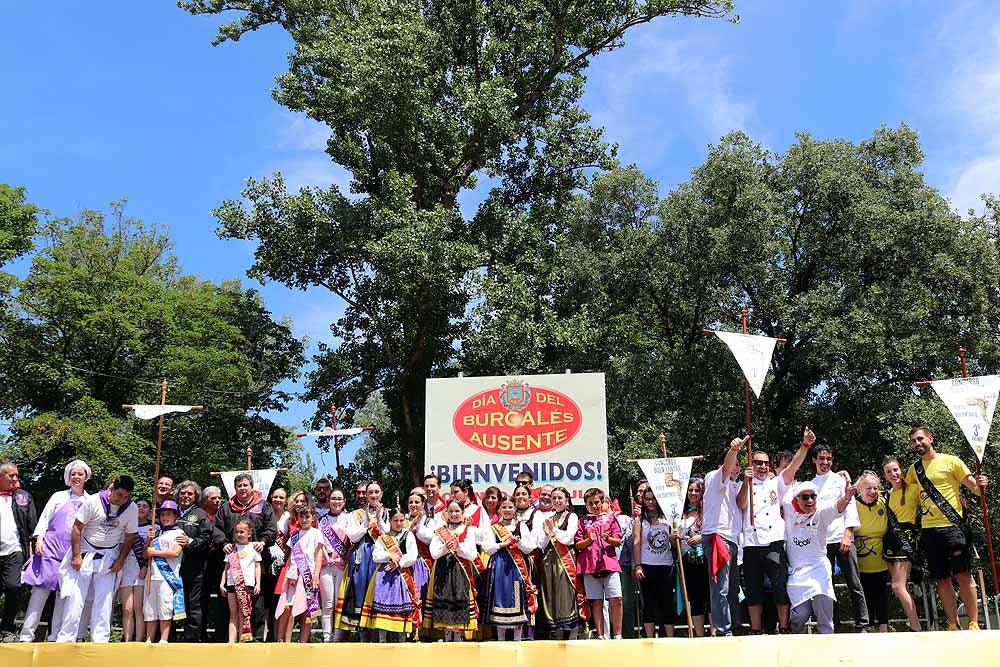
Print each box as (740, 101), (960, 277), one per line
(737, 449), (790, 633)
(779, 428), (858, 634)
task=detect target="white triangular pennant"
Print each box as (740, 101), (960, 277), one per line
(930, 375), (1000, 463)
(130, 405), (195, 420)
(636, 457), (695, 523)
(301, 426), (365, 437)
(219, 468), (280, 498)
(715, 331), (778, 398)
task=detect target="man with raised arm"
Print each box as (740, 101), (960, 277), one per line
(702, 435), (747, 636)
(779, 427), (858, 634)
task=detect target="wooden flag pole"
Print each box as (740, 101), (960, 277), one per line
(332, 404), (342, 482)
(957, 347), (999, 598)
(146, 379), (168, 593)
(660, 435), (695, 638)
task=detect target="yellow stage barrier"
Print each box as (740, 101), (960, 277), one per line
(2, 633), (997, 667)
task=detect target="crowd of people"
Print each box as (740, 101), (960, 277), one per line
(0, 425), (990, 643)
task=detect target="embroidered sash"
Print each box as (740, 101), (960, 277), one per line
(153, 531), (186, 621)
(380, 533), (421, 626)
(494, 522), (537, 614)
(290, 532), (321, 620)
(227, 549), (253, 641)
(548, 520), (589, 621)
(435, 525), (479, 616)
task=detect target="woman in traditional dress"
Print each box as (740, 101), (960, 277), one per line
(882, 457), (923, 631)
(535, 486), (584, 639)
(405, 492), (433, 599)
(363, 508), (420, 641)
(482, 486), (502, 524)
(513, 484), (537, 529)
(672, 478), (708, 636)
(19, 460), (91, 642)
(480, 495), (536, 640)
(424, 500), (479, 641)
(119, 498), (153, 642)
(276, 502), (326, 642)
(337, 481), (390, 636)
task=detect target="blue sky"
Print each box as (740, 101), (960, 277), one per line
(3, 1), (999, 476)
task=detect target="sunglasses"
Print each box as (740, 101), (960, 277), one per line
(798, 493), (817, 500)
(752, 460), (770, 466)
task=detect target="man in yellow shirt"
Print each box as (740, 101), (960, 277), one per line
(905, 427), (988, 630)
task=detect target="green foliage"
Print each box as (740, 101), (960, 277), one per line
(0, 200), (306, 500)
(0, 184), (39, 267)
(183, 0), (737, 486)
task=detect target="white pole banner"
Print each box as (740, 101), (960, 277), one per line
(930, 375), (1000, 463)
(220, 468), (280, 498)
(715, 331), (777, 398)
(425, 373), (608, 500)
(131, 405), (196, 420)
(636, 457), (695, 523)
(301, 427), (366, 437)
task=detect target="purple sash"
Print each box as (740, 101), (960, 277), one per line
(290, 532), (320, 619)
(319, 516), (348, 561)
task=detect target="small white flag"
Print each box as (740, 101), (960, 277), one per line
(219, 468), (280, 498)
(715, 331), (778, 398)
(130, 405), (196, 420)
(300, 426), (365, 437)
(636, 457), (696, 523)
(930, 375), (1000, 463)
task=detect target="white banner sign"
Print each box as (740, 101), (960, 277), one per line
(219, 468), (279, 498)
(300, 426), (365, 437)
(930, 375), (1000, 462)
(425, 373), (608, 499)
(131, 405), (195, 420)
(715, 331), (778, 398)
(636, 457), (695, 522)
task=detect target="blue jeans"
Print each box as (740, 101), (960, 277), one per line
(704, 534), (741, 635)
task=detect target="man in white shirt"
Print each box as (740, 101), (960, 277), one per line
(56, 475), (139, 643)
(737, 448), (790, 633)
(810, 443), (869, 632)
(777, 432), (857, 634)
(702, 436), (746, 636)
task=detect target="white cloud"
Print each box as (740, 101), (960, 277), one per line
(584, 24), (759, 170)
(948, 155), (1000, 216)
(275, 112), (330, 151)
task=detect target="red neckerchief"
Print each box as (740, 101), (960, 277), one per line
(229, 490), (263, 513)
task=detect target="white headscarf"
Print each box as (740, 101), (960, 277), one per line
(64, 460), (92, 487)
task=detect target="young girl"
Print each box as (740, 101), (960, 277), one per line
(673, 479), (708, 636)
(536, 487), (585, 639)
(480, 495), (536, 640)
(882, 457), (923, 631)
(633, 488), (675, 638)
(363, 508), (420, 641)
(222, 519), (262, 643)
(143, 501), (185, 643)
(424, 499), (480, 641)
(119, 498), (151, 642)
(276, 503), (327, 642)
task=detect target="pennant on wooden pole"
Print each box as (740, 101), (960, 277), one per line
(714, 331), (778, 399)
(929, 375), (1000, 463)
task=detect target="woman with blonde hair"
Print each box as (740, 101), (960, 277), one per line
(882, 457), (922, 631)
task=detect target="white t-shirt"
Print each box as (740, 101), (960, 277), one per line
(33, 490), (88, 537)
(288, 527), (327, 576)
(75, 493), (139, 549)
(149, 527), (183, 581)
(638, 519), (674, 566)
(702, 468), (742, 543)
(226, 543), (262, 586)
(812, 471), (860, 544)
(742, 476), (785, 546)
(0, 494), (19, 556)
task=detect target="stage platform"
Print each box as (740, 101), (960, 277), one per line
(1, 633), (997, 667)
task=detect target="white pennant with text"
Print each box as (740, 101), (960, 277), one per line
(219, 468), (279, 498)
(636, 457), (695, 523)
(930, 375), (1000, 463)
(130, 405), (196, 420)
(715, 331), (778, 398)
(301, 426), (365, 437)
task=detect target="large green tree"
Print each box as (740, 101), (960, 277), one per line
(0, 200), (306, 499)
(182, 0), (737, 485)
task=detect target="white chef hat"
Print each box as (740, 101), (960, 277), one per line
(64, 460), (92, 486)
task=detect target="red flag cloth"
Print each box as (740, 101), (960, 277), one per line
(709, 532), (731, 583)
(610, 498), (622, 514)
